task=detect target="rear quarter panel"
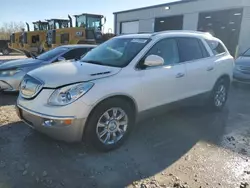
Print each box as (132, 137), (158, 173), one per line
(214, 53), (234, 83)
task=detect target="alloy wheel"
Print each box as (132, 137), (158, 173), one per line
(96, 108), (128, 145)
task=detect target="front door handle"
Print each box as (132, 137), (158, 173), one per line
(176, 72), (185, 78)
(207, 66), (214, 71)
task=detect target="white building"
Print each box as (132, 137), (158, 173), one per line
(113, 0), (250, 56)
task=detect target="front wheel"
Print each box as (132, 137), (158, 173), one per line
(85, 98), (135, 152)
(208, 79), (229, 111)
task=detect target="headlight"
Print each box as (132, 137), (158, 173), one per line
(0, 69), (21, 76)
(48, 82), (94, 106)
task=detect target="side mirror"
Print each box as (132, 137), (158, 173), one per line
(57, 56), (66, 62)
(144, 55), (164, 67)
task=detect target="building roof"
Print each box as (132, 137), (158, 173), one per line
(74, 13), (104, 18)
(113, 0), (198, 14)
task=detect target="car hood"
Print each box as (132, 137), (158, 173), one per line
(28, 61), (122, 88)
(235, 56), (250, 66)
(0, 58), (43, 70)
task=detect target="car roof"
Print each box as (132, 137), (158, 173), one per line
(116, 30), (216, 40)
(59, 44), (98, 49)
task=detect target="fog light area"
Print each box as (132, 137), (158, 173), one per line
(42, 119), (72, 127)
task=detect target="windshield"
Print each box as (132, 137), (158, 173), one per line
(33, 23), (39, 31)
(36, 47), (68, 61)
(242, 49), (250, 57)
(76, 15), (86, 27)
(48, 20), (54, 29)
(40, 23), (48, 30)
(87, 16), (101, 30)
(81, 38), (150, 67)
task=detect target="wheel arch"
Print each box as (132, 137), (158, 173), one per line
(216, 74), (231, 87)
(83, 94), (138, 137)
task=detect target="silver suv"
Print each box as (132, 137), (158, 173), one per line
(16, 31), (234, 151)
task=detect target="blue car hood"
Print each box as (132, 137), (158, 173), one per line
(0, 58), (43, 70)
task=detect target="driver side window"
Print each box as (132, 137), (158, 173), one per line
(145, 38), (179, 66)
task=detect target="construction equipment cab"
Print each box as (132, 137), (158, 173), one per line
(44, 13), (113, 51)
(10, 21), (49, 57)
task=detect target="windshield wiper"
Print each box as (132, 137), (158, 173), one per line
(30, 52), (37, 59)
(82, 60), (104, 65)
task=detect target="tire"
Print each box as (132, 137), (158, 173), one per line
(2, 48), (10, 55)
(208, 78), (229, 111)
(85, 98), (135, 152)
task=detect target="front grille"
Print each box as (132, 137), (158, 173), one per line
(20, 75), (43, 99)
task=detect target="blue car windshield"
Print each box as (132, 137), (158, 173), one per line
(80, 37), (150, 67)
(243, 49), (250, 57)
(37, 47), (68, 61)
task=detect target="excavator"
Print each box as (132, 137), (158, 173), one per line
(44, 13), (115, 51)
(9, 21), (49, 57)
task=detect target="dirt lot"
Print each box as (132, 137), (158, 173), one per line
(0, 57), (250, 188)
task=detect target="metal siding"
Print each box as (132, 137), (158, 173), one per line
(114, 14), (117, 34)
(139, 19), (154, 33)
(115, 0), (248, 22)
(183, 13), (198, 30)
(239, 7), (250, 54)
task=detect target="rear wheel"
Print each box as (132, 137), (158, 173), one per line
(85, 98), (135, 152)
(208, 78), (229, 111)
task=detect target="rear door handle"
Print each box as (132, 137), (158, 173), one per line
(207, 66), (214, 71)
(176, 73), (185, 78)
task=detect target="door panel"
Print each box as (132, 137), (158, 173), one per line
(177, 37), (216, 97)
(138, 38), (187, 111)
(185, 58), (216, 96)
(140, 64), (187, 111)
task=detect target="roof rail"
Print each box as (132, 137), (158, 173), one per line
(152, 30), (213, 37)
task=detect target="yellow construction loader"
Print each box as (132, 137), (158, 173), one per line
(20, 21), (49, 57)
(44, 13), (115, 51)
(9, 31), (23, 54)
(9, 21), (49, 57)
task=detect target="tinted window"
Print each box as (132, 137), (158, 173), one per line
(36, 47), (68, 61)
(242, 48), (250, 57)
(81, 38), (150, 67)
(198, 40), (210, 58)
(145, 38), (179, 65)
(206, 40), (226, 55)
(63, 48), (91, 60)
(177, 38), (203, 62)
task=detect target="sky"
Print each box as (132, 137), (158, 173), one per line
(0, 0), (177, 32)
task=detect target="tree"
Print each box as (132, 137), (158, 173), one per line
(0, 22), (25, 40)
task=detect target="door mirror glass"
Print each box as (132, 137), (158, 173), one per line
(57, 56), (66, 62)
(144, 55), (164, 67)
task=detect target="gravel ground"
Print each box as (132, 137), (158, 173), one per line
(0, 57), (250, 187)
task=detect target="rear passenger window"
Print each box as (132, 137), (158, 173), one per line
(177, 38), (203, 62)
(205, 40), (226, 55)
(198, 40), (210, 58)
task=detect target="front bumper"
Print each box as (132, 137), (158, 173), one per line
(0, 71), (26, 91)
(16, 104), (86, 142)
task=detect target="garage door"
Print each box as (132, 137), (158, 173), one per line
(121, 21), (139, 34)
